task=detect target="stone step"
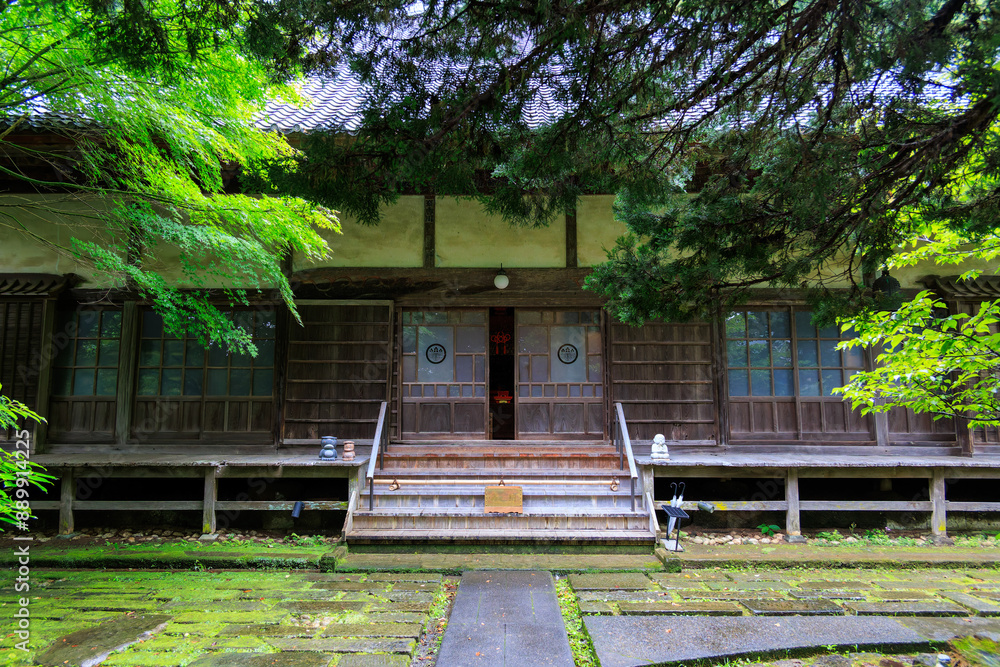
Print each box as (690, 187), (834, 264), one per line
(370, 493), (637, 510)
(370, 468), (630, 479)
(351, 510), (650, 532)
(345, 527), (656, 545)
(369, 483), (634, 495)
(356, 507), (647, 517)
(351, 441), (649, 545)
(390, 440), (615, 449)
(380, 456), (623, 469)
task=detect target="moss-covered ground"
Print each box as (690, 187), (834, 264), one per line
(0, 569), (445, 666)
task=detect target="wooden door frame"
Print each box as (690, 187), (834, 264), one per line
(513, 308), (606, 441)
(397, 307), (490, 440)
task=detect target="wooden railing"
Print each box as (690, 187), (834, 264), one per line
(612, 402), (639, 512)
(367, 401), (388, 511)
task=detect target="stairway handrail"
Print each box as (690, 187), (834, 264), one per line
(613, 402), (638, 512)
(367, 401), (388, 511)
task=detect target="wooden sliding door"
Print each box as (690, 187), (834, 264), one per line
(400, 310), (488, 438)
(515, 310), (604, 439)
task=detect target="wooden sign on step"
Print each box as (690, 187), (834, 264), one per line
(485, 486), (523, 514)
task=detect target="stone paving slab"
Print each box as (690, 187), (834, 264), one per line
(897, 616), (1000, 641)
(579, 600), (614, 614)
(706, 580), (792, 591)
(568, 573), (652, 590)
(368, 601), (432, 613)
(437, 570), (573, 667)
(366, 573), (443, 582)
(796, 581), (873, 590)
(584, 616), (928, 667)
(218, 624), (318, 637)
(577, 590), (666, 602)
(847, 601), (970, 616)
(174, 610), (289, 623)
(677, 544), (1000, 568)
(968, 589), (1000, 599)
(674, 590), (783, 600)
(282, 601), (368, 613)
(788, 591), (866, 600)
(163, 600), (268, 611)
(335, 552), (663, 573)
(876, 590), (936, 601)
(267, 638), (417, 653)
(34, 614), (173, 667)
(618, 601), (742, 616)
(320, 623), (422, 638)
(742, 599), (844, 615)
(310, 582), (392, 591)
(187, 653), (333, 666)
(336, 656), (410, 667)
(726, 572), (793, 581)
(941, 591), (1000, 616)
(366, 612), (427, 624)
(649, 571), (731, 583)
(876, 581), (966, 590)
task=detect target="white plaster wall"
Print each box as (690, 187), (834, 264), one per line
(2, 193), (997, 290)
(0, 194), (113, 285)
(293, 195), (424, 270)
(435, 196), (565, 268)
(576, 195), (628, 267)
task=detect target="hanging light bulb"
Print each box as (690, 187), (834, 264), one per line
(494, 265), (509, 290)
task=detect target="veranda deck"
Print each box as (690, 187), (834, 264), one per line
(24, 444), (1000, 542)
(642, 449), (1000, 544)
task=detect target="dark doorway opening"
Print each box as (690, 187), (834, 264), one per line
(489, 307), (515, 439)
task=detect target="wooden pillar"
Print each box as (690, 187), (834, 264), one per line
(712, 304), (729, 446)
(641, 464), (654, 498)
(930, 468), (951, 544)
(114, 301), (138, 446)
(273, 305), (290, 448)
(59, 471), (74, 535)
(785, 469), (804, 543)
(945, 299), (976, 456)
(201, 467), (217, 535)
(32, 299), (57, 453)
(565, 208), (577, 268)
(874, 411), (890, 448)
(423, 195), (436, 268)
(955, 416), (974, 457)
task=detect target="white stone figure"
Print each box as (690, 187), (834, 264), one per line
(651, 433), (670, 460)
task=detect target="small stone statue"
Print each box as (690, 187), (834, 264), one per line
(342, 440), (355, 461)
(319, 443), (337, 460)
(651, 433), (670, 460)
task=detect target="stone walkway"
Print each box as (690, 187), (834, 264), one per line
(436, 570), (573, 667)
(569, 568), (1000, 665)
(0, 570), (446, 666)
(7, 552), (1000, 666)
(586, 615), (1000, 667)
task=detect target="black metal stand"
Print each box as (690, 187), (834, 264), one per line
(660, 504), (689, 552)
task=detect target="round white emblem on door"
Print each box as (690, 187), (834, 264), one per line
(426, 344), (447, 364)
(557, 343), (578, 364)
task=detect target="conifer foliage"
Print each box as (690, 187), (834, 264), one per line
(260, 0), (1000, 323)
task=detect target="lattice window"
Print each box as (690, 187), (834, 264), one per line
(136, 310), (275, 399)
(52, 309), (121, 397)
(134, 308), (276, 437)
(725, 310), (864, 397)
(725, 308), (870, 439)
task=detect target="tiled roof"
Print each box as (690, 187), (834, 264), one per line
(257, 64), (571, 133)
(259, 75), (367, 133)
(258, 65), (958, 135)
